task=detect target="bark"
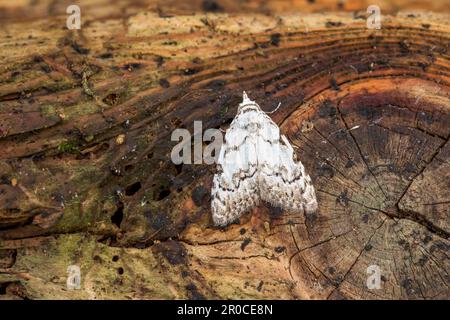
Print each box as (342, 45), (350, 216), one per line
(0, 1), (449, 299)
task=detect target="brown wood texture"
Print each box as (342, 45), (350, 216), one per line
(0, 0), (449, 299)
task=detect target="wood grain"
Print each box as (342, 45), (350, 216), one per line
(0, 1), (449, 299)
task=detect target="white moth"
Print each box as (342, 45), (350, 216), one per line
(211, 92), (318, 226)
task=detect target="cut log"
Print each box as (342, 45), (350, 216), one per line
(0, 1), (449, 299)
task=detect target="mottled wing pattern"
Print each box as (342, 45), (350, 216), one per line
(211, 92), (318, 226)
(211, 103), (260, 226)
(258, 133), (318, 214)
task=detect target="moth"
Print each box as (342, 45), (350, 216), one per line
(211, 92), (318, 226)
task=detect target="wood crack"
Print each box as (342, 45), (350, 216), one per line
(326, 218), (387, 299)
(336, 104), (389, 200)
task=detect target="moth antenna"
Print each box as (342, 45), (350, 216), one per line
(266, 102), (281, 114)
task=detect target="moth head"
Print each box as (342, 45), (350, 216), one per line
(238, 91), (261, 113)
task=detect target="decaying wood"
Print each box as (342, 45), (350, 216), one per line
(0, 0), (449, 299)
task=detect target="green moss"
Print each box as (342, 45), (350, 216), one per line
(219, 105), (228, 117)
(57, 101), (102, 120)
(57, 141), (79, 154)
(5, 234), (180, 299)
(39, 104), (57, 118)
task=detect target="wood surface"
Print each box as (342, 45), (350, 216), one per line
(0, 0), (449, 299)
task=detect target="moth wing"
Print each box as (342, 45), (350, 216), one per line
(211, 124), (259, 227)
(258, 123), (318, 214)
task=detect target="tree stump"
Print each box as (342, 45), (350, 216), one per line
(0, 1), (449, 299)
